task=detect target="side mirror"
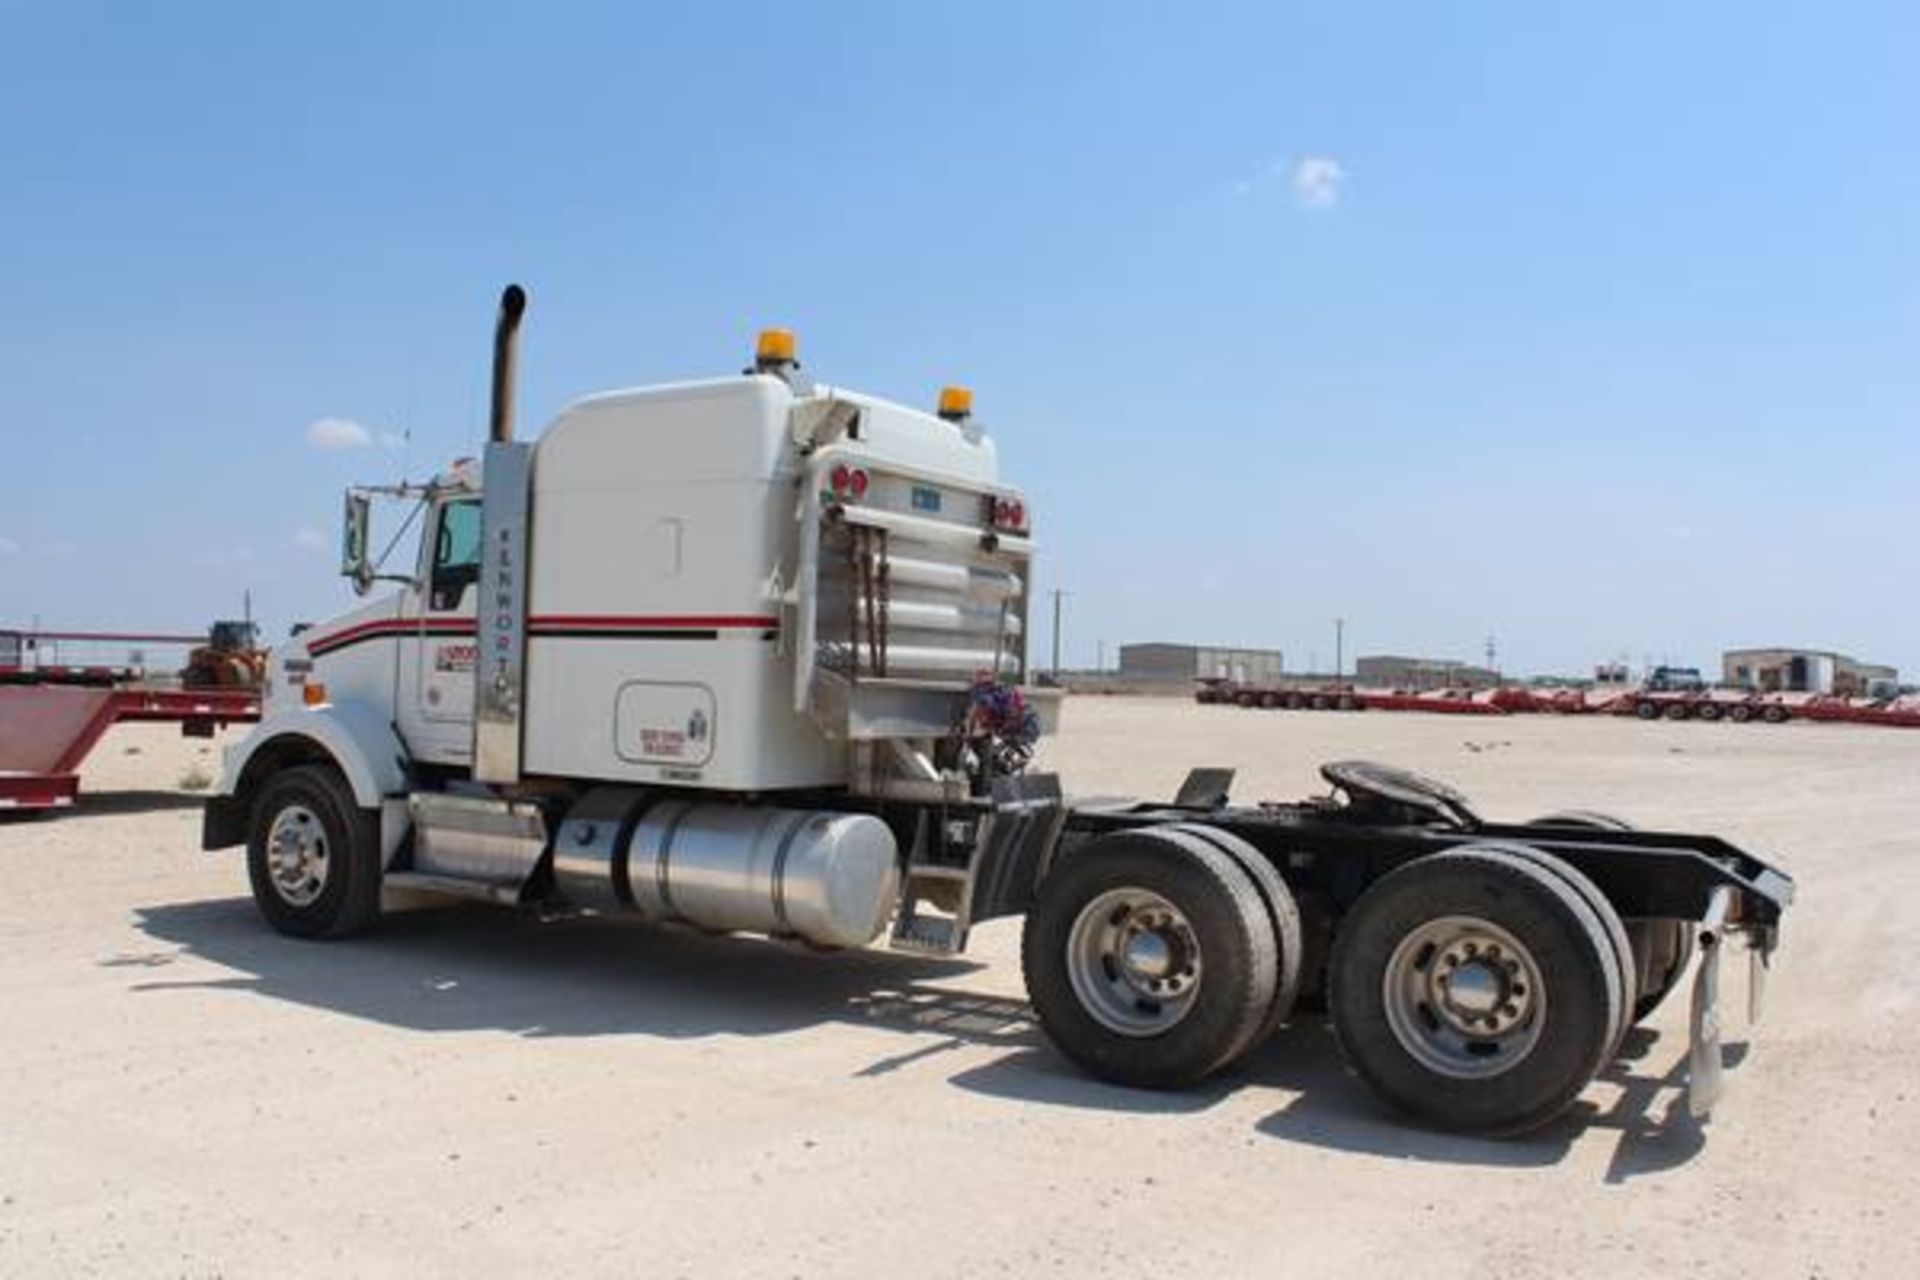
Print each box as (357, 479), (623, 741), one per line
(341, 492), (374, 595)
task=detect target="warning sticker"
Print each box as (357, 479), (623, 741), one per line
(434, 643), (478, 673)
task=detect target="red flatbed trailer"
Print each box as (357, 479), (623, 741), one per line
(0, 684), (262, 812)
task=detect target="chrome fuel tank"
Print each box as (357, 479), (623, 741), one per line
(629, 802), (899, 948)
(553, 794), (899, 949)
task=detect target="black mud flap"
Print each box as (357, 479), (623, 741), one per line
(966, 773), (1068, 925)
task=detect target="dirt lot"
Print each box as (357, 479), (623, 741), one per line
(2, 699), (1915, 1278)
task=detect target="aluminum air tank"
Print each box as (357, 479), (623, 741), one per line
(626, 802), (899, 948)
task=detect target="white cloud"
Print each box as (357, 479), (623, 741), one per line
(1291, 156), (1347, 209)
(0, 536), (18, 555)
(307, 417), (373, 450)
(293, 527), (329, 552)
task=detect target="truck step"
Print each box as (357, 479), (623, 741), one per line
(888, 916), (964, 955)
(382, 871), (525, 906)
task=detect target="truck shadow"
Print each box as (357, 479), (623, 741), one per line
(133, 897), (1719, 1174)
(132, 896), (1025, 1047)
(1237, 1021), (1719, 1181)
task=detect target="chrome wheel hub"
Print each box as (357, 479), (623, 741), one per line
(1067, 888), (1203, 1037)
(1382, 915), (1545, 1078)
(266, 804), (329, 907)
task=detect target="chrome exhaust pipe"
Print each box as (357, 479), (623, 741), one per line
(488, 284), (527, 444)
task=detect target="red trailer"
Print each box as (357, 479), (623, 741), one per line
(0, 684), (262, 811)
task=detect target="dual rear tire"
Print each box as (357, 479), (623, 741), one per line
(1029, 825), (1643, 1136)
(1024, 827), (1638, 1134)
(1022, 826), (1302, 1089)
(1328, 846), (1629, 1135)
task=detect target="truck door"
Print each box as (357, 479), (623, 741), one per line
(398, 497), (481, 763)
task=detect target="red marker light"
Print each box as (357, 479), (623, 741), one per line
(849, 469), (869, 499)
(1009, 500), (1025, 530)
(830, 464), (851, 495)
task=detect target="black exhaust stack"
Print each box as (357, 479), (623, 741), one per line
(489, 284), (527, 444)
(473, 283), (532, 785)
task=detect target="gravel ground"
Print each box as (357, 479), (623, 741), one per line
(2, 699), (1915, 1278)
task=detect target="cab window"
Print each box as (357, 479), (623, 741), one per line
(429, 500), (482, 611)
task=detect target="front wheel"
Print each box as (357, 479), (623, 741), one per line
(246, 763), (382, 939)
(1023, 828), (1279, 1089)
(1329, 847), (1626, 1135)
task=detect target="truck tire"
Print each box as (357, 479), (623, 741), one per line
(1635, 700), (1660, 720)
(246, 763), (383, 940)
(1625, 919), (1696, 1022)
(1483, 840), (1637, 1058)
(1663, 702), (1690, 720)
(1526, 811), (1694, 1023)
(1162, 823), (1305, 1049)
(1022, 828), (1278, 1089)
(1328, 847), (1626, 1135)
(1762, 704), (1789, 724)
(1695, 702), (1722, 721)
(1729, 703), (1754, 723)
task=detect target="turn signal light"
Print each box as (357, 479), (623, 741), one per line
(302, 682), (329, 707)
(991, 496), (1029, 534)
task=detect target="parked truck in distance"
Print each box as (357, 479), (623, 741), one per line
(203, 286), (1793, 1135)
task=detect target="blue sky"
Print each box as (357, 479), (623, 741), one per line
(2, 2), (1914, 677)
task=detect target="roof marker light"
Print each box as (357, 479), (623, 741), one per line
(756, 328), (797, 365)
(938, 386), (973, 421)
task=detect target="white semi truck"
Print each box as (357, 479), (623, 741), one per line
(206, 287), (1793, 1134)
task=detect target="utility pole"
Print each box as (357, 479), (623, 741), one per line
(1050, 588), (1067, 679)
(1486, 634), (1498, 675)
(1096, 639), (1106, 673)
(1335, 617), (1345, 681)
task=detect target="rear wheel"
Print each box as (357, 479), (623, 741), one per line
(1695, 702), (1723, 721)
(1635, 700), (1660, 720)
(1162, 823), (1304, 1049)
(1329, 847), (1625, 1135)
(1023, 828), (1278, 1088)
(1729, 703), (1755, 723)
(1664, 702), (1690, 720)
(1491, 839), (1636, 1057)
(246, 764), (382, 939)
(1525, 811), (1693, 1022)
(1762, 704), (1789, 724)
